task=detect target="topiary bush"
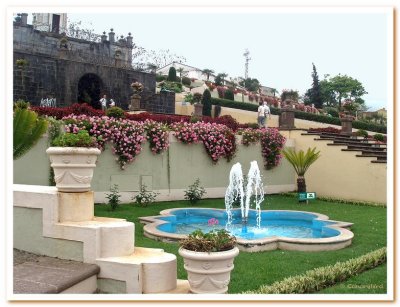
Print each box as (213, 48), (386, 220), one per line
(106, 106), (125, 118)
(167, 67), (177, 82)
(224, 89), (234, 101)
(324, 107), (340, 118)
(373, 133), (385, 142)
(202, 89), (212, 116)
(356, 129), (369, 138)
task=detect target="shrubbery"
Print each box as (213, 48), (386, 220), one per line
(106, 106), (125, 118)
(182, 76), (191, 87)
(167, 67), (177, 82)
(243, 247), (387, 294)
(156, 74), (167, 82)
(224, 89), (234, 101)
(184, 178), (206, 204)
(202, 89), (212, 117)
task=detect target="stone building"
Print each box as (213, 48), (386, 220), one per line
(13, 13), (175, 113)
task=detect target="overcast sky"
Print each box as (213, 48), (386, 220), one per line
(30, 8), (392, 111)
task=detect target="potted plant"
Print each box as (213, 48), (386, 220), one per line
(282, 147), (320, 202)
(46, 130), (101, 192)
(179, 229), (239, 294)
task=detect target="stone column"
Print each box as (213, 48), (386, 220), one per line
(108, 28), (115, 43)
(340, 113), (353, 135)
(193, 103), (203, 116)
(20, 13), (28, 26)
(279, 104), (295, 129)
(129, 94), (141, 111)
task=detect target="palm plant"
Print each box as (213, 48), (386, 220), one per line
(282, 147), (320, 195)
(13, 107), (48, 160)
(202, 69), (214, 81)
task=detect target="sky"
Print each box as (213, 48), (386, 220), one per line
(53, 8), (394, 111)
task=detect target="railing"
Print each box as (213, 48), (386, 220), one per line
(14, 40), (132, 68)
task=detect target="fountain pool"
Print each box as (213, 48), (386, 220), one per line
(140, 208), (354, 252)
(140, 161), (353, 252)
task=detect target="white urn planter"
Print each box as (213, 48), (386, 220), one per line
(46, 147), (101, 192)
(178, 246), (239, 294)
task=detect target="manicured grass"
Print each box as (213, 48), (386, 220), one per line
(94, 195), (387, 294)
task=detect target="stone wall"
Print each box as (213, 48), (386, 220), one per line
(13, 23), (156, 109)
(145, 91), (175, 114)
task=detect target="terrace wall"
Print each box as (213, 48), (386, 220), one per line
(13, 134), (296, 203)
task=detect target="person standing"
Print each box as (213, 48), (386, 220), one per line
(257, 101), (266, 128)
(100, 94), (108, 111)
(109, 99), (116, 107)
(263, 101), (271, 127)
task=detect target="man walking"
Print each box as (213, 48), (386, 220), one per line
(100, 94), (108, 111)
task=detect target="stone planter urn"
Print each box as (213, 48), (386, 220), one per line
(129, 94), (141, 111)
(46, 147), (101, 192)
(178, 246), (239, 294)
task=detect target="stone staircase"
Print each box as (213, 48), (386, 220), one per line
(13, 184), (190, 294)
(303, 131), (387, 163)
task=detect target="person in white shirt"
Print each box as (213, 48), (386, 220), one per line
(109, 99), (116, 107)
(263, 101), (271, 127)
(100, 94), (107, 111)
(258, 101), (271, 128)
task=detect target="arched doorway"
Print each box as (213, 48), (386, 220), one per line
(77, 73), (104, 109)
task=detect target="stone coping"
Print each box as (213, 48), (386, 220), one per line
(140, 208), (354, 252)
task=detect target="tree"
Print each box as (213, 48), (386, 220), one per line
(132, 49), (186, 71)
(215, 73), (228, 86)
(167, 67), (177, 82)
(239, 78), (260, 92)
(202, 89), (212, 116)
(282, 147), (320, 202)
(304, 63), (323, 108)
(202, 69), (214, 81)
(14, 108), (48, 160)
(176, 67), (185, 83)
(320, 74), (367, 110)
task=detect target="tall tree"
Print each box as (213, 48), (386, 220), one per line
(320, 74), (367, 110)
(304, 63), (323, 108)
(202, 69), (215, 81)
(202, 89), (212, 116)
(239, 78), (260, 92)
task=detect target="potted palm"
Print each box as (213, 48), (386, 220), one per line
(282, 147), (320, 202)
(46, 130), (101, 192)
(179, 229), (239, 294)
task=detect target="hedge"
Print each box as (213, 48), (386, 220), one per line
(242, 247), (387, 294)
(210, 98), (387, 134)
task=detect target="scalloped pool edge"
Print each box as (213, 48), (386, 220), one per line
(139, 208), (354, 252)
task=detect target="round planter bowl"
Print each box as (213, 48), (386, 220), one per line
(46, 147), (101, 192)
(178, 246), (239, 294)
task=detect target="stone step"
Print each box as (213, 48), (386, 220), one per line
(341, 149), (387, 154)
(372, 160), (387, 163)
(164, 279), (190, 294)
(96, 247), (178, 294)
(57, 217), (135, 260)
(327, 143), (386, 150)
(13, 250), (100, 294)
(356, 153), (387, 158)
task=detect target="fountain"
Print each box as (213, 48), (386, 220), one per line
(140, 161), (354, 252)
(225, 161), (264, 233)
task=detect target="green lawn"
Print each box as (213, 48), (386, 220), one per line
(94, 195), (387, 294)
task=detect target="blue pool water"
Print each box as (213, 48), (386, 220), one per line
(156, 208), (340, 240)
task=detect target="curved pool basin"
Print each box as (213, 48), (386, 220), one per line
(140, 208), (354, 252)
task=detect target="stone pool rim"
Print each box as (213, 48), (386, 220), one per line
(139, 208), (354, 252)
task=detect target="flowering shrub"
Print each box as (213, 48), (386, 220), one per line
(208, 218), (219, 227)
(309, 127), (341, 134)
(32, 103), (105, 119)
(144, 120), (170, 154)
(260, 128), (286, 170)
(63, 115), (146, 169)
(217, 86), (226, 99)
(172, 122), (237, 163)
(239, 128), (262, 146)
